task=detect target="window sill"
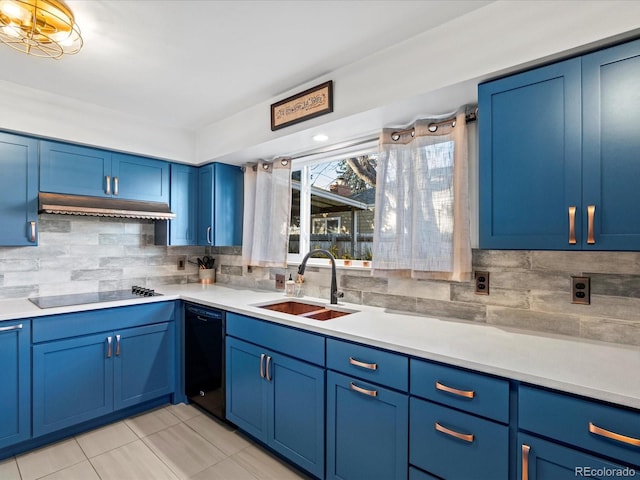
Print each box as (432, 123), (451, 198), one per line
(287, 258), (372, 270)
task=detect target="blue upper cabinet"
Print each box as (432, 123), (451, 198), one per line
(479, 58), (582, 250)
(166, 163), (198, 245)
(111, 153), (169, 203)
(480, 38), (640, 250)
(198, 162), (243, 246)
(40, 141), (112, 198)
(582, 39), (640, 250)
(40, 141), (169, 203)
(0, 132), (39, 246)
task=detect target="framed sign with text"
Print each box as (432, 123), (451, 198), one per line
(271, 80), (333, 131)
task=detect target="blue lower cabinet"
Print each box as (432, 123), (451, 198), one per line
(410, 397), (508, 480)
(326, 370), (408, 480)
(33, 323), (174, 437)
(114, 322), (174, 410)
(0, 321), (31, 449)
(226, 337), (325, 479)
(518, 433), (640, 479)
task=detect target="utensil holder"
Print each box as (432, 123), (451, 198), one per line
(199, 268), (216, 284)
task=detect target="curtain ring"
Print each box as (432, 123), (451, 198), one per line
(391, 132), (401, 141)
(281, 159), (289, 167)
(262, 163), (270, 170)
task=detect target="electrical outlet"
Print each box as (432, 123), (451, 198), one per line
(275, 274), (285, 290)
(571, 276), (590, 305)
(177, 257), (186, 270)
(474, 271), (490, 295)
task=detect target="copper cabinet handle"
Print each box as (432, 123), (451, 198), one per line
(587, 205), (596, 244)
(260, 353), (265, 378)
(522, 444), (530, 480)
(206, 226), (212, 245)
(568, 206), (577, 244)
(115, 334), (121, 356)
(349, 357), (378, 371)
(105, 175), (111, 195)
(265, 355), (272, 381)
(106, 336), (113, 358)
(29, 221), (36, 242)
(350, 382), (377, 397)
(434, 422), (474, 443)
(113, 176), (119, 196)
(589, 422), (640, 447)
(435, 381), (475, 399)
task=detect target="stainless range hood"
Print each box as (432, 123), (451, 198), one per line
(39, 192), (176, 220)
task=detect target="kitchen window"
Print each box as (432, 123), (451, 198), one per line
(288, 145), (377, 266)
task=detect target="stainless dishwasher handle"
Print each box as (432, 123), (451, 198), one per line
(0, 323), (23, 332)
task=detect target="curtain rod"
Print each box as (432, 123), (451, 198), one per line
(287, 106), (478, 162)
(390, 107), (478, 141)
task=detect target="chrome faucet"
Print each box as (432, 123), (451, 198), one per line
(297, 249), (344, 305)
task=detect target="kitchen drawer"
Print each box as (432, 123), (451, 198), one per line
(410, 397), (509, 480)
(326, 338), (408, 391)
(226, 313), (324, 366)
(411, 358), (509, 423)
(32, 302), (176, 343)
(519, 385), (640, 468)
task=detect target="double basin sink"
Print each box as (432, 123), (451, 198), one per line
(256, 299), (357, 321)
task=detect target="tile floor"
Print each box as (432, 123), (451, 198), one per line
(0, 404), (311, 480)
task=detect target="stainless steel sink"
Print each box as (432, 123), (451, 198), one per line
(256, 300), (357, 321)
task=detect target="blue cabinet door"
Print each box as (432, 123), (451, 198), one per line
(33, 332), (114, 437)
(268, 352), (325, 479)
(40, 141), (112, 197)
(479, 58), (582, 250)
(0, 132), (38, 246)
(114, 322), (174, 410)
(582, 39), (640, 250)
(518, 433), (639, 479)
(326, 370), (409, 480)
(111, 153), (170, 203)
(198, 163), (244, 246)
(0, 321), (31, 449)
(168, 163), (198, 245)
(225, 337), (269, 442)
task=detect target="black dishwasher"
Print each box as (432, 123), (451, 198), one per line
(184, 303), (226, 421)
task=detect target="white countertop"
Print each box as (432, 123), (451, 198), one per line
(2, 283), (639, 410)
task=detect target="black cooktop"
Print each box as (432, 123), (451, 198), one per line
(29, 286), (161, 309)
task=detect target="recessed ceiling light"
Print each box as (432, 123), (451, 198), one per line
(313, 134), (328, 142)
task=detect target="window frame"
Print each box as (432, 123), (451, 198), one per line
(287, 141), (378, 267)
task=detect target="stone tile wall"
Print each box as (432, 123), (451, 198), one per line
(0, 215), (207, 299)
(211, 247), (640, 347)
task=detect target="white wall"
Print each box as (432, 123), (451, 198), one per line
(0, 1), (639, 165)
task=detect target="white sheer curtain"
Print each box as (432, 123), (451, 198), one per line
(242, 159), (292, 267)
(372, 109), (471, 281)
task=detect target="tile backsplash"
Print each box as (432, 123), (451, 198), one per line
(211, 247), (640, 347)
(0, 215), (206, 299)
(3, 217), (639, 347)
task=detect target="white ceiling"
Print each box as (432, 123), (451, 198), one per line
(0, 0), (493, 132)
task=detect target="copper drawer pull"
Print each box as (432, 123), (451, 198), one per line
(522, 444), (530, 480)
(350, 382), (377, 397)
(589, 422), (640, 447)
(115, 334), (121, 356)
(587, 205), (596, 244)
(434, 422), (474, 443)
(106, 336), (113, 358)
(349, 357), (377, 371)
(568, 206), (576, 244)
(435, 381), (475, 399)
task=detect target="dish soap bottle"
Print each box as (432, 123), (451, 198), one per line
(285, 274), (295, 297)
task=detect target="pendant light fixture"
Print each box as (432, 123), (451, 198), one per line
(0, 0), (82, 59)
